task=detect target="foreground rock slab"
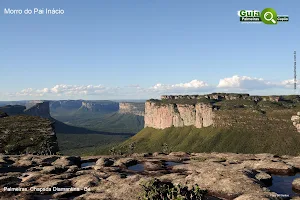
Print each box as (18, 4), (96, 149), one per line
(0, 153), (299, 199)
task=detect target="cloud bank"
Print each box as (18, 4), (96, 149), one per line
(5, 75), (299, 100)
(217, 75), (279, 90)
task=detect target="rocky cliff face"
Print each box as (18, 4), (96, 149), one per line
(50, 100), (83, 110)
(119, 102), (145, 116)
(0, 115), (59, 155)
(144, 101), (214, 129)
(145, 93), (300, 130)
(25, 100), (44, 109)
(80, 101), (119, 113)
(24, 101), (51, 119)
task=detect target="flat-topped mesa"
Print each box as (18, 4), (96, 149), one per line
(160, 93), (289, 102)
(80, 101), (119, 112)
(144, 101), (214, 129)
(146, 93), (300, 130)
(119, 102), (145, 116)
(24, 101), (51, 119)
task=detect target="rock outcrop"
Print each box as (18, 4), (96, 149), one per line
(119, 102), (145, 116)
(291, 112), (300, 132)
(25, 100), (44, 109)
(24, 101), (51, 119)
(0, 115), (59, 155)
(0, 102), (52, 119)
(144, 101), (214, 129)
(146, 93), (300, 130)
(1, 153), (300, 199)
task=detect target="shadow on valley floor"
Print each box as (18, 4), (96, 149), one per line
(54, 119), (135, 136)
(54, 119), (135, 156)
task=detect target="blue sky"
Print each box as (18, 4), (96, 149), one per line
(0, 0), (299, 100)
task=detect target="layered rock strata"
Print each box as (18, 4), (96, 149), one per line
(144, 102), (214, 129)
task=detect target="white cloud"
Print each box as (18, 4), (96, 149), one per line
(9, 84), (114, 98)
(151, 80), (209, 92)
(281, 79), (300, 88)
(6, 76), (300, 100)
(49, 84), (107, 95)
(217, 75), (278, 90)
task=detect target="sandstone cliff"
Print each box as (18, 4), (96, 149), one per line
(119, 102), (145, 116)
(79, 101), (119, 113)
(25, 100), (44, 109)
(24, 101), (51, 119)
(144, 101), (214, 129)
(50, 100), (83, 110)
(145, 93), (300, 130)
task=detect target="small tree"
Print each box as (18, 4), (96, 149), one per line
(128, 142), (136, 155)
(162, 143), (170, 154)
(110, 147), (116, 155)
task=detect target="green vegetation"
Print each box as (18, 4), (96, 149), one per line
(119, 106), (300, 155)
(141, 178), (207, 200)
(53, 112), (144, 134)
(52, 112), (143, 156)
(148, 98), (216, 106)
(56, 133), (130, 156)
(214, 99), (256, 110)
(0, 115), (58, 155)
(149, 94), (300, 111)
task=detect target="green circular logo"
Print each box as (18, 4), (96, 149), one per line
(261, 8), (277, 25)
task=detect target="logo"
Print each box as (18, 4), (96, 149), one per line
(237, 8), (289, 24)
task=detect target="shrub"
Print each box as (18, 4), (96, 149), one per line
(141, 178), (207, 200)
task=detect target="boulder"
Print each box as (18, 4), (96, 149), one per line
(115, 158), (137, 167)
(144, 162), (163, 171)
(291, 115), (300, 121)
(234, 194), (270, 200)
(66, 165), (79, 173)
(53, 190), (85, 199)
(168, 152), (190, 157)
(241, 160), (295, 175)
(13, 159), (34, 168)
(255, 171), (272, 185)
(95, 158), (114, 167)
(71, 174), (100, 188)
(37, 179), (71, 188)
(292, 178), (300, 191)
(20, 172), (41, 183)
(42, 166), (66, 174)
(52, 156), (81, 168)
